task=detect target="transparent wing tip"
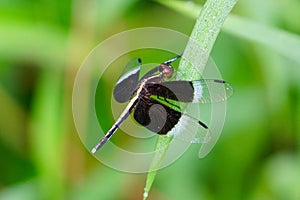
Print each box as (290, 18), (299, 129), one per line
(224, 81), (234, 99)
(191, 128), (211, 144)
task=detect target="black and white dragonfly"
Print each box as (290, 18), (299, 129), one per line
(91, 55), (233, 153)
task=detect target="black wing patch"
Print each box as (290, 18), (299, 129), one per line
(145, 79), (233, 103)
(133, 97), (182, 135)
(133, 97), (211, 143)
(113, 58), (142, 103)
(146, 81), (195, 102)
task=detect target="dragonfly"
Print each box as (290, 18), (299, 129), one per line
(91, 54), (233, 153)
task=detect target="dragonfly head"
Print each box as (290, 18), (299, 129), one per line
(159, 63), (174, 79)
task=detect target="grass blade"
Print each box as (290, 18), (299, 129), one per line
(143, 0), (238, 199)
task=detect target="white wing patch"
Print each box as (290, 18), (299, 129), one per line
(166, 115), (189, 137)
(192, 81), (203, 103)
(166, 114), (210, 144)
(116, 67), (140, 85)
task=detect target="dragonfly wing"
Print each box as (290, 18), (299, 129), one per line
(134, 97), (182, 135)
(146, 79), (233, 103)
(167, 113), (211, 144)
(113, 58), (142, 103)
(191, 79), (233, 103)
(133, 97), (210, 144)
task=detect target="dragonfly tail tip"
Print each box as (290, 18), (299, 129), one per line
(91, 148), (97, 154)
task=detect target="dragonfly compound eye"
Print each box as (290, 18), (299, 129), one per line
(159, 64), (174, 79)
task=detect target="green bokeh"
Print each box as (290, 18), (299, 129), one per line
(0, 0), (299, 199)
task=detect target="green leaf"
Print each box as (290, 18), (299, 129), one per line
(143, 0), (238, 199)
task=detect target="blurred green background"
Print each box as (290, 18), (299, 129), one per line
(1, 0), (300, 199)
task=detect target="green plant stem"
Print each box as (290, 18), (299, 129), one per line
(179, 0), (238, 79)
(143, 136), (173, 200)
(143, 0), (238, 199)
